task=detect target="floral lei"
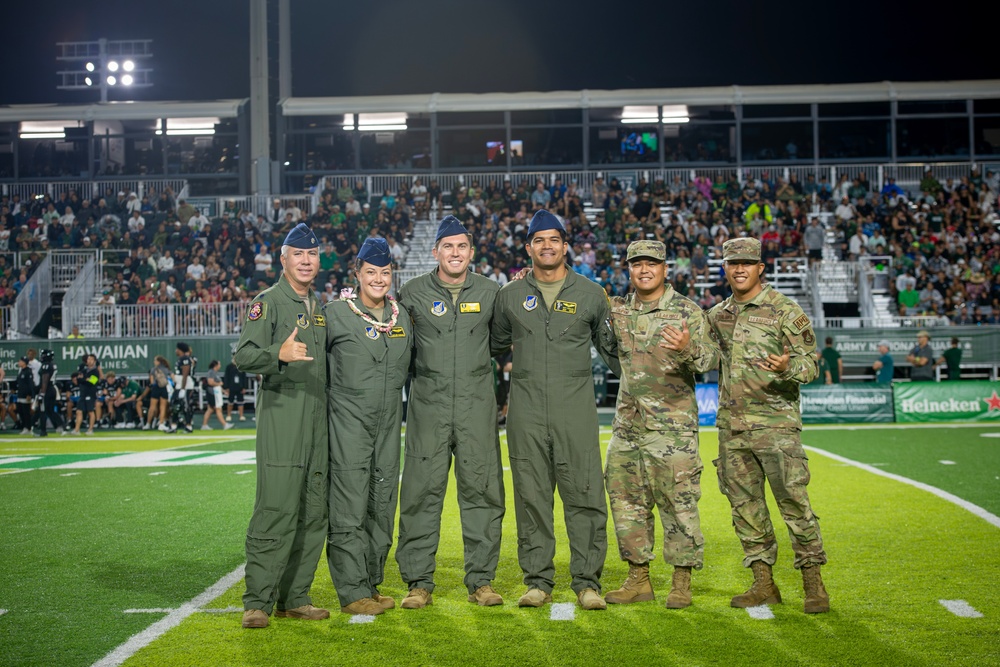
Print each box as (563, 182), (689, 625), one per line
(339, 287), (399, 333)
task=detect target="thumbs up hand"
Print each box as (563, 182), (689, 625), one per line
(763, 345), (791, 373)
(279, 327), (314, 362)
(659, 320), (691, 352)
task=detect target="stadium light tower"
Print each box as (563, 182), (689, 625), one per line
(56, 38), (153, 102)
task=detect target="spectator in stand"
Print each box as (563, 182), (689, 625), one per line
(803, 217), (825, 267)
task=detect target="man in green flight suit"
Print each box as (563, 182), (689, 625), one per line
(492, 209), (620, 611)
(395, 216), (505, 610)
(236, 222), (330, 629)
(325, 237), (413, 616)
(604, 240), (719, 609)
(707, 237), (830, 614)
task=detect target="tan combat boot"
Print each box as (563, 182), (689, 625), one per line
(241, 608), (269, 628)
(577, 588), (608, 610)
(802, 565), (830, 613)
(468, 585), (504, 606)
(401, 587), (433, 609)
(665, 566), (692, 609)
(517, 588), (552, 607)
(340, 597), (385, 615)
(605, 563), (655, 604)
(372, 590), (396, 610)
(274, 604), (330, 620)
(730, 561), (782, 608)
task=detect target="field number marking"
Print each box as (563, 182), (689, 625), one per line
(348, 614), (376, 624)
(939, 600), (983, 618)
(745, 605), (775, 620)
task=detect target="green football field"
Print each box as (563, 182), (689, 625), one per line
(1, 424), (998, 667)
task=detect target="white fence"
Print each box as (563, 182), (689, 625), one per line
(92, 303), (248, 338)
(0, 179), (187, 202)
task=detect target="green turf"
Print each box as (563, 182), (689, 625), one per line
(801, 425), (1000, 516)
(1, 428), (998, 667)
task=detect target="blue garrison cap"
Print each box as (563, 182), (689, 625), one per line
(435, 215), (470, 242)
(356, 237), (392, 267)
(526, 209), (566, 240)
(282, 222), (319, 249)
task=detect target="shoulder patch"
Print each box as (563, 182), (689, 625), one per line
(792, 314), (810, 331)
(247, 301), (265, 321)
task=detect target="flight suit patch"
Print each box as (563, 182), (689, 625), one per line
(430, 301), (447, 317)
(247, 301), (265, 321)
(365, 326), (380, 340)
(523, 295), (538, 311)
(387, 326), (406, 338)
(459, 302), (481, 313)
(553, 300), (577, 314)
(748, 316), (776, 326)
(313, 314), (326, 327)
(296, 313), (310, 328)
(793, 314), (810, 331)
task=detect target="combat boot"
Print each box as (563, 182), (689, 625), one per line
(340, 597), (385, 615)
(730, 561), (782, 608)
(468, 585), (503, 606)
(372, 590), (396, 610)
(577, 588), (607, 610)
(241, 609), (269, 628)
(605, 563), (655, 604)
(517, 588), (552, 607)
(802, 565), (830, 614)
(274, 604), (330, 620)
(665, 566), (692, 609)
(401, 587), (432, 609)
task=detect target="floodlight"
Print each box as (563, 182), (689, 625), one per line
(121, 74), (133, 86)
(123, 60), (135, 72)
(107, 75), (117, 86)
(84, 77), (93, 86)
(107, 60), (119, 72)
(85, 62), (95, 72)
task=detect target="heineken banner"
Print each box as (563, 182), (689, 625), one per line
(800, 384), (894, 424)
(816, 326), (997, 367)
(893, 380), (1000, 423)
(0, 337), (239, 378)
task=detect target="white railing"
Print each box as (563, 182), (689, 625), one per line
(0, 179), (187, 202)
(807, 268), (825, 327)
(93, 302), (248, 338)
(0, 305), (12, 337)
(62, 258), (98, 336)
(10, 254), (52, 336)
(49, 251), (97, 290)
(824, 315), (949, 329)
(184, 194), (315, 219)
(859, 255), (893, 294)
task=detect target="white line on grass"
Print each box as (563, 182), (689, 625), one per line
(979, 433), (1000, 438)
(60, 472), (81, 477)
(805, 446), (1000, 529)
(123, 608), (174, 614)
(745, 605), (775, 620)
(0, 608), (7, 617)
(199, 606), (242, 614)
(939, 599), (984, 618)
(235, 470), (253, 475)
(148, 471), (167, 476)
(348, 614), (376, 624)
(92, 563), (245, 667)
(550, 603), (575, 621)
(939, 460), (957, 465)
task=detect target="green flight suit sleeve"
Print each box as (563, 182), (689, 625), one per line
(490, 291), (513, 357)
(777, 308), (819, 385)
(233, 297), (286, 376)
(591, 293), (621, 378)
(674, 307), (719, 374)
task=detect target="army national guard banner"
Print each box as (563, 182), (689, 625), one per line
(816, 326), (995, 367)
(893, 380), (1000, 423)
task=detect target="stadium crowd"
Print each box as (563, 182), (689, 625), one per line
(2, 166), (999, 324)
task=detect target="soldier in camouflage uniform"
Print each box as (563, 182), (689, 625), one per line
(706, 237), (830, 614)
(604, 240), (719, 609)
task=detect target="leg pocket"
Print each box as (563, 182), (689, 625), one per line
(329, 464), (368, 532)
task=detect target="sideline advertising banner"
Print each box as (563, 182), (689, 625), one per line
(696, 383), (718, 427)
(893, 380), (1000, 423)
(800, 384), (894, 424)
(816, 326), (993, 367)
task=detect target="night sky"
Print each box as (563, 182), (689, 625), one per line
(1, 0), (993, 106)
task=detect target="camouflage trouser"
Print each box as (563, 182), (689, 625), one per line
(714, 428), (827, 570)
(605, 429), (704, 568)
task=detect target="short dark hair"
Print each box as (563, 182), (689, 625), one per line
(176, 342), (191, 353)
(825, 337), (833, 345)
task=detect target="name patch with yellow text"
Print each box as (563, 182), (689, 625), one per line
(459, 302), (481, 313)
(553, 300), (577, 314)
(387, 326), (407, 338)
(313, 314), (326, 327)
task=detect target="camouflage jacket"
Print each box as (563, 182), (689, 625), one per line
(610, 286), (719, 434)
(707, 283), (818, 430)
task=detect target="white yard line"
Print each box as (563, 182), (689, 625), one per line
(805, 446), (1000, 529)
(91, 564), (245, 667)
(939, 460), (957, 465)
(939, 599), (984, 618)
(549, 603), (575, 621)
(745, 605), (775, 620)
(348, 614), (376, 624)
(0, 608), (7, 617)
